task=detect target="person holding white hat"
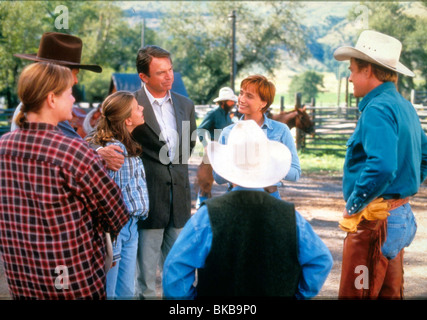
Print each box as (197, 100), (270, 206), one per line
(334, 30), (427, 299)
(162, 120), (333, 299)
(195, 87), (238, 208)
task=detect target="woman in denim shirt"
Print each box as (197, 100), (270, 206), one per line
(87, 91), (149, 299)
(213, 75), (301, 199)
(334, 30), (427, 299)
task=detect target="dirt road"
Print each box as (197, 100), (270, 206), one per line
(1, 160), (426, 299)
(189, 160), (427, 299)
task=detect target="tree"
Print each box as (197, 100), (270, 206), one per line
(157, 1), (309, 104)
(347, 1), (426, 97)
(0, 1), (50, 108)
(0, 1), (152, 106)
(289, 71), (324, 103)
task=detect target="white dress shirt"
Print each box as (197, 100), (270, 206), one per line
(144, 85), (178, 162)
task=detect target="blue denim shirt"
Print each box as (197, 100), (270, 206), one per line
(343, 82), (427, 215)
(213, 115), (301, 184)
(163, 187), (333, 300)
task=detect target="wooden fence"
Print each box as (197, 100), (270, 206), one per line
(0, 108), (14, 136)
(298, 103), (427, 153)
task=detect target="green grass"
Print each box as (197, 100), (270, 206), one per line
(273, 91), (347, 109)
(298, 149), (345, 176)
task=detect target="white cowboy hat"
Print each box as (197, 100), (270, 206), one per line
(213, 87), (238, 103)
(207, 120), (291, 188)
(333, 30), (414, 77)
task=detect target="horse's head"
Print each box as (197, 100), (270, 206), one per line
(295, 106), (315, 136)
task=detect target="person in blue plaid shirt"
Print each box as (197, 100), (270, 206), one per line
(87, 91), (149, 299)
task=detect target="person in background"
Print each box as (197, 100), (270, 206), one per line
(11, 31), (125, 171)
(195, 87), (237, 208)
(334, 30), (427, 299)
(87, 91), (149, 299)
(163, 120), (332, 299)
(132, 45), (197, 299)
(0, 62), (129, 299)
(213, 75), (301, 199)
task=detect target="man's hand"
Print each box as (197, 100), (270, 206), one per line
(97, 145), (125, 171)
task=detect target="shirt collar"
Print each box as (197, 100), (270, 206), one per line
(143, 84), (172, 106)
(238, 114), (272, 130)
(261, 113), (273, 130)
(358, 82), (395, 112)
(22, 122), (60, 132)
(232, 186), (265, 192)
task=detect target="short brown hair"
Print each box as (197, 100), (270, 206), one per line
(15, 62), (74, 127)
(240, 75), (276, 113)
(136, 45), (171, 76)
(353, 58), (398, 84)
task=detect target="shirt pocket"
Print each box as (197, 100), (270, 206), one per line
(345, 135), (366, 167)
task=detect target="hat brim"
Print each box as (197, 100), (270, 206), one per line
(207, 140), (291, 188)
(14, 53), (102, 73)
(213, 96), (238, 103)
(333, 47), (414, 77)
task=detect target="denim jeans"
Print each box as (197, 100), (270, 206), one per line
(106, 216), (139, 299)
(382, 203), (417, 260)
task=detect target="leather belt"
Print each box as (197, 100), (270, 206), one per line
(385, 197), (409, 211)
(264, 186), (278, 194)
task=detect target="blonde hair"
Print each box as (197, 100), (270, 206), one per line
(87, 91), (142, 157)
(15, 62), (74, 128)
(240, 75), (276, 113)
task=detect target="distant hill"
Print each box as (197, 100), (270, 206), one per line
(117, 1), (356, 71)
(116, 1), (425, 81)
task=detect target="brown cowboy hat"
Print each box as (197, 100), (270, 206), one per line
(14, 32), (102, 73)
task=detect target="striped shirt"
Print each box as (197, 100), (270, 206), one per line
(106, 140), (149, 219)
(0, 122), (129, 299)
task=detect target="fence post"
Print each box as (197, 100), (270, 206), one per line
(295, 93), (304, 151)
(280, 96), (285, 112)
(411, 89), (416, 104)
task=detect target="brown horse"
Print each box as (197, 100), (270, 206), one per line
(266, 105), (315, 135)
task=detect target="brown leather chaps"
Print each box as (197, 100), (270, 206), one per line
(338, 218), (404, 299)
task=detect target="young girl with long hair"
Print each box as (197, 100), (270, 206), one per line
(87, 91), (149, 299)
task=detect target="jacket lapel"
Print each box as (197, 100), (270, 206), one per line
(136, 88), (162, 137)
(171, 93), (183, 140)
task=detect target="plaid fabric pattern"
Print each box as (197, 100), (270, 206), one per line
(0, 122), (129, 299)
(106, 141), (149, 219)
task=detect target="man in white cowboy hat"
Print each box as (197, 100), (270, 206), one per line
(334, 30), (427, 299)
(163, 120), (332, 299)
(195, 87), (238, 208)
(11, 32), (125, 171)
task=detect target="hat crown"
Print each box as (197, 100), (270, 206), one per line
(214, 87), (238, 102)
(37, 32), (82, 64)
(228, 121), (267, 169)
(207, 120), (291, 188)
(355, 30), (401, 68)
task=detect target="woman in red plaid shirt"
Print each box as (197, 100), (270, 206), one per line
(0, 62), (129, 299)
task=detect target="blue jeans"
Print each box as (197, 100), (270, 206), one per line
(382, 203), (417, 260)
(106, 217), (139, 299)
